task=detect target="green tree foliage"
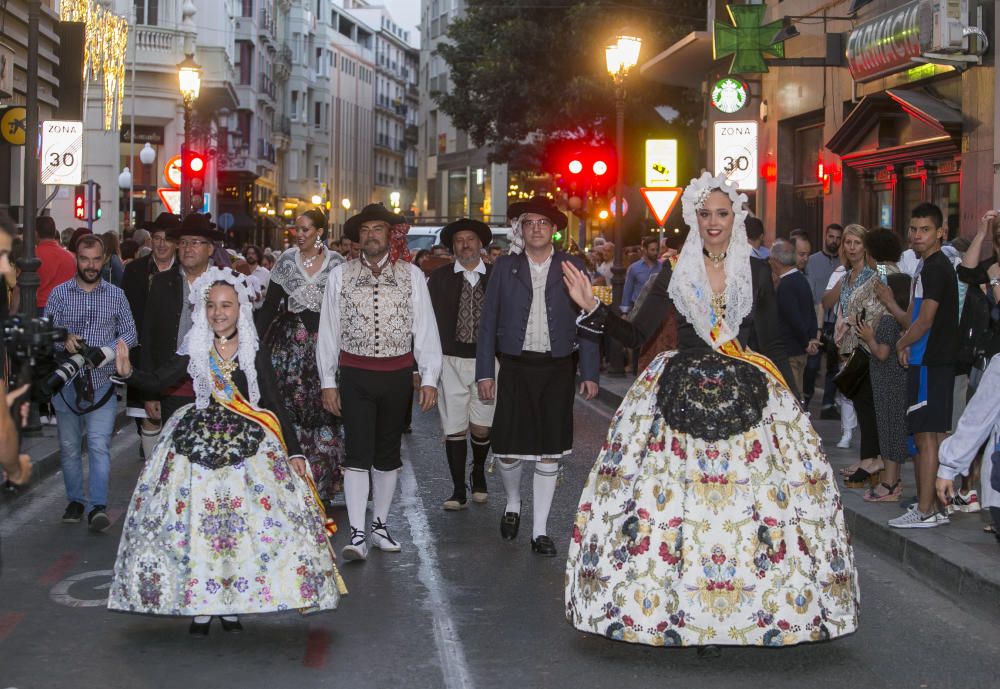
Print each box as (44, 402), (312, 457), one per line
(434, 0), (706, 162)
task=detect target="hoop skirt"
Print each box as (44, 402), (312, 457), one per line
(565, 260), (859, 647)
(108, 352), (345, 616)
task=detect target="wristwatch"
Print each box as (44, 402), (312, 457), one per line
(990, 277), (1000, 288)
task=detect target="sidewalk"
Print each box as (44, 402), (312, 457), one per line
(0, 403), (132, 518)
(598, 374), (1000, 620)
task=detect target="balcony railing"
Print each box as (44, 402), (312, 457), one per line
(134, 26), (179, 53)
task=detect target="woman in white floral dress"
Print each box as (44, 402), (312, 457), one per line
(561, 172), (859, 649)
(108, 267), (345, 635)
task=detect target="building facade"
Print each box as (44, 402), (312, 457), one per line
(642, 0), (998, 247)
(347, 2), (418, 213)
(418, 0), (507, 223)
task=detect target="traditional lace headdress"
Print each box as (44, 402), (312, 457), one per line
(177, 266), (260, 409)
(667, 171), (752, 348)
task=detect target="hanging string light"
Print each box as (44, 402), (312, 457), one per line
(60, 0), (130, 131)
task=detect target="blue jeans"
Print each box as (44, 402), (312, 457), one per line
(51, 380), (117, 510)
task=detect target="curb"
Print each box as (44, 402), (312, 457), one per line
(0, 411), (132, 519)
(595, 384), (1000, 621)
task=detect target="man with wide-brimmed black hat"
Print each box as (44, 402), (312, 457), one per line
(427, 218), (495, 511)
(318, 203), (442, 562)
(121, 212), (180, 459)
(140, 213), (224, 423)
(476, 196), (600, 556)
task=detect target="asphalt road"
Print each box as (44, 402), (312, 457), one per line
(1, 395), (998, 689)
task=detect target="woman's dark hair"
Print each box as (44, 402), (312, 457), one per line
(0, 210), (14, 237)
(100, 231), (121, 257)
(412, 249), (430, 266)
(864, 227), (902, 263)
(887, 272), (911, 312)
(300, 209), (328, 234)
(121, 239), (139, 260)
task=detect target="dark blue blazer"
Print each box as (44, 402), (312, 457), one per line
(476, 251), (600, 382)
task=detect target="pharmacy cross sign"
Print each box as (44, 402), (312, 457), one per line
(713, 4), (786, 74)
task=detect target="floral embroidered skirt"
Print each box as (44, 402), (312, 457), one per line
(565, 351), (860, 647)
(108, 402), (345, 616)
(265, 312), (346, 501)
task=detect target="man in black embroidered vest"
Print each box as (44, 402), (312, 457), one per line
(476, 197), (600, 556)
(428, 219), (495, 510)
(318, 203), (442, 562)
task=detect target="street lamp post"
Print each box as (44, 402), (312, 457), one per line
(340, 198), (351, 239)
(177, 54), (202, 217)
(604, 33), (641, 376)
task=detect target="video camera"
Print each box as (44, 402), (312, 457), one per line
(2, 316), (114, 399)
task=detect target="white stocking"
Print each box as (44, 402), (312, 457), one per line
(497, 458), (522, 513)
(343, 468), (369, 532)
(532, 462), (559, 539)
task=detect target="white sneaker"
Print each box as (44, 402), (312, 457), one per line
(952, 490), (982, 513)
(341, 527), (369, 562)
(370, 518), (401, 552)
(836, 429), (854, 449)
(888, 509), (950, 529)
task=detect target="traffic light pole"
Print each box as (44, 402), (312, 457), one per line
(608, 72), (627, 376)
(180, 99), (192, 216)
(16, 0), (41, 320)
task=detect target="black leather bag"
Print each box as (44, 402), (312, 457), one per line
(833, 347), (869, 399)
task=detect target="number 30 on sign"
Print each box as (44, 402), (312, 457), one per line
(713, 121), (757, 191)
(41, 120), (84, 186)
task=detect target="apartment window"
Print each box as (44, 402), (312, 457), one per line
(237, 110), (253, 142)
(237, 41), (253, 86)
(314, 102), (322, 128)
(290, 91), (299, 120)
(134, 0), (159, 25)
(241, 0), (253, 18)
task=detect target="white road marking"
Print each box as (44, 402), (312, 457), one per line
(576, 396), (614, 421)
(49, 569), (114, 607)
(398, 460), (474, 689)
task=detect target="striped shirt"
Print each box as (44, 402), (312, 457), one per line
(46, 278), (138, 391)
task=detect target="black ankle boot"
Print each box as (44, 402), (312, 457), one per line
(443, 438), (468, 510)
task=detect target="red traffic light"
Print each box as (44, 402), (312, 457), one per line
(187, 154), (205, 174)
(592, 160), (608, 176)
(568, 159), (583, 175)
(74, 185), (86, 220)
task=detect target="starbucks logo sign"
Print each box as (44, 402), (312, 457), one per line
(711, 78), (749, 114)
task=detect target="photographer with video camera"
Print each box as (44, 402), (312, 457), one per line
(1, 214), (30, 485)
(44, 234), (136, 531)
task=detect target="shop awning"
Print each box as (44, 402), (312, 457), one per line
(826, 89), (963, 168)
(639, 31), (715, 89)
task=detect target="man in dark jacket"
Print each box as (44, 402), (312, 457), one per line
(476, 197), (600, 556)
(428, 218), (495, 511)
(141, 213), (222, 423)
(769, 238), (817, 397)
(121, 213), (179, 459)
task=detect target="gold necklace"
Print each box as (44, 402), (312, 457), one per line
(702, 248), (727, 267)
(710, 291), (727, 318)
(213, 346), (239, 378)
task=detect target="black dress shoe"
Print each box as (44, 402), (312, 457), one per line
(500, 510), (520, 540)
(530, 535), (557, 556)
(220, 616), (243, 633)
(189, 617), (211, 636)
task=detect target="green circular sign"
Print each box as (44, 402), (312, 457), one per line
(711, 78), (749, 114)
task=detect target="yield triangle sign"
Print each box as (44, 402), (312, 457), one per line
(158, 188), (180, 214)
(641, 187), (681, 226)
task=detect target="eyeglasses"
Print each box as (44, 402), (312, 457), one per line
(151, 235), (171, 244)
(178, 238), (212, 248)
(521, 219), (553, 230)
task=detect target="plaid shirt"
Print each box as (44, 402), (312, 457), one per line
(46, 278), (137, 391)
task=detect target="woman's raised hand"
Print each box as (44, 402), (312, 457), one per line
(114, 339), (132, 378)
(561, 261), (599, 312)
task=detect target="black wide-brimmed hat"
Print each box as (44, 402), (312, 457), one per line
(507, 196), (567, 230)
(440, 218), (492, 250)
(148, 212), (182, 233)
(344, 203), (403, 242)
(168, 212), (224, 241)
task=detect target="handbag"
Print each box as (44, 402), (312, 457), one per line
(833, 347), (869, 399)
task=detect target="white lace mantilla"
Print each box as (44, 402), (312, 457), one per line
(667, 171), (753, 349)
(269, 247), (345, 313)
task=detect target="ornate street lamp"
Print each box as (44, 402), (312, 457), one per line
(604, 33), (641, 375)
(177, 54), (202, 216)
